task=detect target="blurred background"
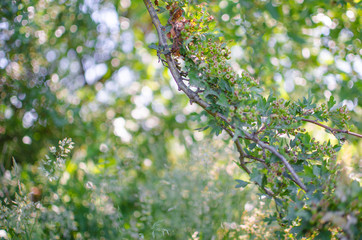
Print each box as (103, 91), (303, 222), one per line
(0, 0), (360, 239)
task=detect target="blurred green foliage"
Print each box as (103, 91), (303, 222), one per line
(0, 0), (361, 239)
(1, 139), (267, 239)
(211, 0), (362, 132)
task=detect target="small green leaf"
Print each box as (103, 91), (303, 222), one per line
(290, 139), (296, 148)
(219, 80), (232, 92)
(327, 95), (336, 109)
(250, 87), (263, 94)
(203, 89), (219, 98)
(249, 143), (256, 150)
(303, 165), (314, 178)
(216, 93), (229, 108)
(316, 230), (331, 240)
(161, 49), (171, 54)
(184, 36), (194, 46)
(250, 168), (263, 185)
(189, 112), (200, 121)
(195, 126), (209, 132)
(210, 125), (222, 136)
(312, 165), (320, 176)
(232, 129), (244, 141)
(156, 6), (166, 13)
(235, 179), (249, 188)
(333, 145), (341, 152)
(148, 43), (159, 50)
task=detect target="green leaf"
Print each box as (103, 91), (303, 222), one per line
(333, 145), (341, 152)
(303, 165), (314, 178)
(267, 91), (275, 103)
(327, 95), (336, 109)
(250, 87), (263, 94)
(312, 165), (320, 176)
(219, 80), (232, 92)
(216, 93), (229, 108)
(249, 143), (256, 150)
(184, 36), (194, 46)
(156, 6), (166, 13)
(290, 139), (296, 148)
(203, 89), (219, 98)
(148, 43), (159, 50)
(161, 49), (171, 54)
(262, 174), (267, 187)
(195, 126), (209, 132)
(315, 230), (331, 240)
(189, 70), (206, 88)
(235, 179), (249, 188)
(232, 129), (244, 141)
(189, 112), (200, 121)
(250, 168), (263, 185)
(210, 125), (222, 136)
(266, 2), (280, 20)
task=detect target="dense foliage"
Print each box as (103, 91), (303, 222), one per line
(0, 0), (361, 239)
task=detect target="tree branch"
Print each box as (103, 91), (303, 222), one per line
(222, 126), (275, 197)
(143, 0), (307, 191)
(301, 118), (362, 138)
(222, 127), (250, 174)
(251, 137), (307, 190)
(245, 154), (266, 163)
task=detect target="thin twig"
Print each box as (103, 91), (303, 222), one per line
(222, 127), (250, 174)
(222, 127), (275, 197)
(252, 138), (307, 190)
(245, 154), (266, 163)
(301, 118), (362, 138)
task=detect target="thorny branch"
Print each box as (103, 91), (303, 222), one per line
(143, 0), (308, 191)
